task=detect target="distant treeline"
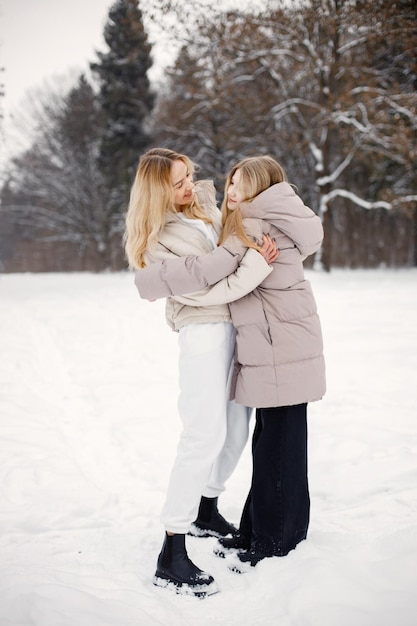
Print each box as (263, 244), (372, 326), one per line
(1, 0), (416, 272)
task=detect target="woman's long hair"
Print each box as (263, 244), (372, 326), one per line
(218, 155), (287, 248)
(124, 148), (212, 269)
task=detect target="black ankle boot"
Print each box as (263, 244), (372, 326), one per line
(213, 533), (251, 558)
(153, 533), (218, 597)
(189, 496), (238, 538)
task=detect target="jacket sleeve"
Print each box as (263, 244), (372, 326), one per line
(171, 248), (272, 307)
(282, 211), (323, 257)
(135, 245), (243, 300)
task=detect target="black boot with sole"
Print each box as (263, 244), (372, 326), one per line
(153, 533), (218, 598)
(189, 496), (238, 538)
(213, 533), (251, 558)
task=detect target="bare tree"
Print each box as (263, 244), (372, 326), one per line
(257, 0), (417, 268)
(150, 0), (417, 268)
(151, 9), (281, 191)
(0, 75), (122, 270)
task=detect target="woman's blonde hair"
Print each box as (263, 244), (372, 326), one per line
(218, 155), (287, 248)
(124, 148), (212, 268)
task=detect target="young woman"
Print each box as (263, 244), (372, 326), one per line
(124, 149), (277, 597)
(135, 155), (326, 573)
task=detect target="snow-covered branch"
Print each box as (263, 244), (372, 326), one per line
(317, 145), (358, 187)
(271, 98), (323, 118)
(309, 142), (323, 173)
(319, 189), (392, 217)
(392, 195), (417, 207)
(351, 87), (417, 127)
(333, 112), (368, 134)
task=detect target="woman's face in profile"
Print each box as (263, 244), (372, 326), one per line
(171, 160), (194, 211)
(226, 168), (245, 211)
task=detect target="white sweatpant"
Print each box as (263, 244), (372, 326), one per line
(161, 321), (252, 534)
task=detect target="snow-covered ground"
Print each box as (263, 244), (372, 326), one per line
(1, 268), (416, 626)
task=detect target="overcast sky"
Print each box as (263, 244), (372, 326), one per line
(0, 0), (250, 150)
(0, 0), (119, 114)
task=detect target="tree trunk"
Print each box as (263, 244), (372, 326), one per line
(413, 207), (417, 267)
(320, 208), (333, 272)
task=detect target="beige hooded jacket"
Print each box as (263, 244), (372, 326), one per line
(136, 180), (272, 331)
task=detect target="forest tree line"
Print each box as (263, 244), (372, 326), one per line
(0, 0), (416, 272)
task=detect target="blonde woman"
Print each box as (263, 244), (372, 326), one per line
(135, 155), (326, 573)
(125, 149), (277, 597)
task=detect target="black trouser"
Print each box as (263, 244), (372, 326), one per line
(239, 404), (310, 556)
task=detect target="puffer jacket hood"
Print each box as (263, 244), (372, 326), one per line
(240, 182), (324, 258)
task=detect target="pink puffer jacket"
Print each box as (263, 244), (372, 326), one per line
(228, 182), (326, 408)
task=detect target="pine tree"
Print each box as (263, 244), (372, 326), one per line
(91, 0), (154, 222)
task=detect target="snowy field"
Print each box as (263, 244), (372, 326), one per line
(1, 268), (416, 626)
